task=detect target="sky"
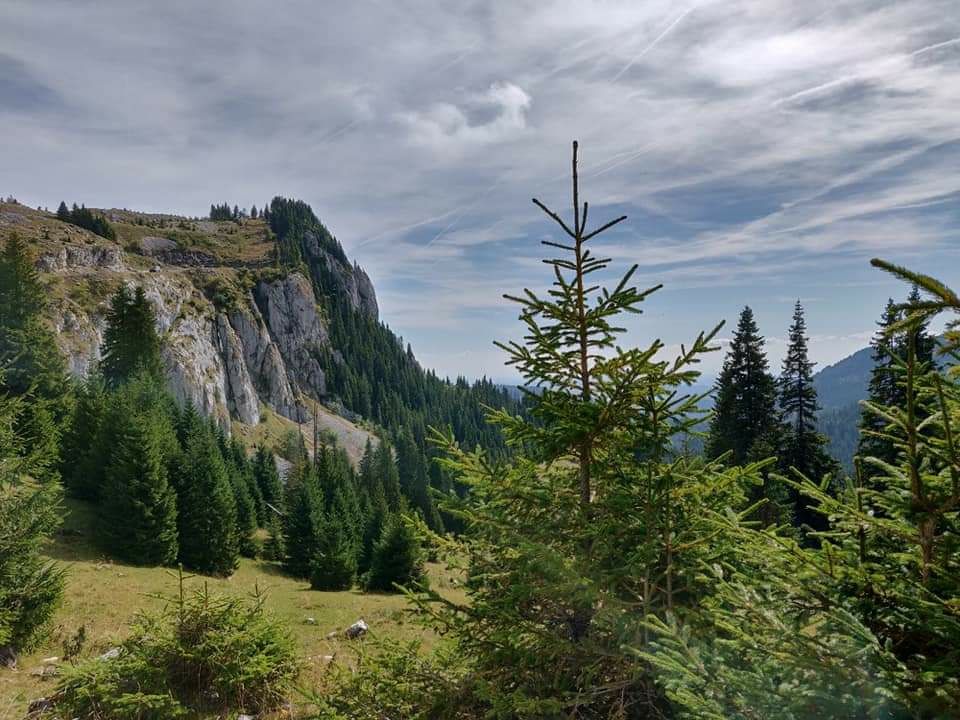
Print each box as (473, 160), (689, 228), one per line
(1, 0), (958, 383)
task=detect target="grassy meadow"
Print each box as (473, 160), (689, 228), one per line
(0, 499), (462, 719)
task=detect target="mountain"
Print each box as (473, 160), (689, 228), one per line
(813, 346), (873, 412)
(812, 348), (873, 471)
(0, 197), (517, 466)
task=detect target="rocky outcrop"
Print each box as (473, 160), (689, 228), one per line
(36, 243), (123, 272)
(40, 244), (353, 432)
(300, 230), (378, 318)
(254, 273), (328, 402)
(163, 313), (231, 430)
(227, 303), (302, 421)
(216, 315), (260, 425)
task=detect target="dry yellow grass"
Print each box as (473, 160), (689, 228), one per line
(0, 500), (462, 719)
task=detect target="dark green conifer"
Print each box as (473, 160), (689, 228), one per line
(0, 235), (67, 402)
(282, 464), (323, 579)
(362, 514), (424, 593)
(706, 306), (782, 465)
(100, 285), (164, 386)
(253, 444), (283, 514)
(99, 401), (179, 566)
(0, 389), (65, 655)
(857, 299), (901, 471)
(777, 301), (837, 529)
(60, 377), (108, 500)
(309, 512), (357, 591)
(396, 429), (443, 532)
(175, 423), (239, 576)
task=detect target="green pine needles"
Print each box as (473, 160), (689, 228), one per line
(408, 141), (750, 717)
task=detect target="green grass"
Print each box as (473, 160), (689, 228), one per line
(0, 499), (462, 719)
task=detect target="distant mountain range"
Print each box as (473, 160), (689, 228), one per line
(813, 347), (874, 412)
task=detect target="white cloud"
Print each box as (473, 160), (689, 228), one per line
(1, 0), (958, 379)
(398, 81), (532, 153)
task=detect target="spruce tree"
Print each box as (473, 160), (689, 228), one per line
(0, 234), (67, 401)
(707, 306), (781, 464)
(224, 450), (259, 558)
(406, 142), (746, 715)
(60, 376), (108, 500)
(396, 429), (443, 532)
(56, 201), (70, 221)
(646, 260), (960, 718)
(0, 387), (65, 656)
(310, 511), (357, 591)
(363, 514), (424, 593)
(175, 422), (239, 576)
(253, 444), (283, 514)
(263, 512), (286, 563)
(101, 285), (163, 386)
(98, 398), (179, 566)
(282, 463), (324, 579)
(857, 288), (937, 480)
(777, 300), (837, 529)
(374, 440), (402, 510)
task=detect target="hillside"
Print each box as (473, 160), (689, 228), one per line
(0, 197), (519, 475)
(0, 499), (463, 720)
(0, 199), (380, 460)
(813, 346), (874, 411)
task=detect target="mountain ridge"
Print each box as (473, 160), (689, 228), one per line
(0, 198), (380, 460)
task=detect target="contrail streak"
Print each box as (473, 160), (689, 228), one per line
(774, 36), (960, 107)
(911, 36), (960, 57)
(612, 6), (696, 82)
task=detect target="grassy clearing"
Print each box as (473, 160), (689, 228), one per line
(0, 500), (462, 719)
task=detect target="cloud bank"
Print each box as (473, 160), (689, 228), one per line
(1, 0), (957, 379)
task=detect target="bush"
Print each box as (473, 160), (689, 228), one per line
(54, 579), (299, 719)
(307, 639), (477, 719)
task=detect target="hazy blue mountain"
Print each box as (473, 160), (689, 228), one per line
(813, 347), (874, 411)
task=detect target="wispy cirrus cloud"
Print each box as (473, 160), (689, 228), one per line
(1, 0), (958, 379)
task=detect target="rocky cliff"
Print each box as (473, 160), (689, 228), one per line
(0, 201), (377, 451)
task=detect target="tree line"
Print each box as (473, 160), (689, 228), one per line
(55, 201), (116, 241)
(266, 195), (527, 535)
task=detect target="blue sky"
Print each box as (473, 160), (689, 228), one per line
(1, 0), (958, 382)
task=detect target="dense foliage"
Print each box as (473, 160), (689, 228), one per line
(55, 580), (299, 719)
(266, 194), (525, 533)
(314, 146), (960, 720)
(644, 260), (960, 718)
(0, 390), (65, 656)
(0, 235), (66, 657)
(100, 284), (164, 386)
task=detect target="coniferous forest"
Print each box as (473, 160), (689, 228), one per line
(1, 141), (958, 720)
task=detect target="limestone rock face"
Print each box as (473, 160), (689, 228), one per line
(216, 315), (260, 425)
(254, 273), (328, 403)
(38, 241), (362, 433)
(36, 244), (123, 272)
(300, 231), (378, 319)
(163, 313), (231, 431)
(227, 303), (302, 421)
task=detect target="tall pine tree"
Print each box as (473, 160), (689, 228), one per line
(0, 387), (65, 656)
(98, 384), (179, 566)
(175, 422), (239, 576)
(777, 300), (837, 529)
(707, 306), (783, 520)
